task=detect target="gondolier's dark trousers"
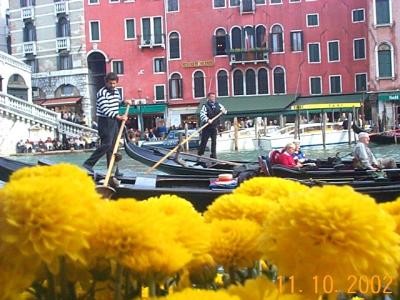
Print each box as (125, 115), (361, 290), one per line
(84, 116), (119, 167)
(198, 126), (218, 159)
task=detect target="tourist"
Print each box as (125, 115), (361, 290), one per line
(292, 139), (306, 163)
(276, 143), (303, 168)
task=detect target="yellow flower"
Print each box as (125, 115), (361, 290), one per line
(380, 199), (400, 233)
(156, 288), (241, 300)
(204, 194), (277, 225)
(228, 277), (309, 300)
(0, 164), (101, 273)
(234, 177), (309, 201)
(260, 185), (400, 295)
(209, 219), (263, 269)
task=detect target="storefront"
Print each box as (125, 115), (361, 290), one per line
(121, 103), (167, 131)
(377, 92), (400, 129)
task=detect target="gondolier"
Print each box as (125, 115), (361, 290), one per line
(83, 72), (132, 173)
(198, 92), (227, 159)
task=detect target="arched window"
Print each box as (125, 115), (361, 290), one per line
(255, 25), (267, 48)
(57, 17), (70, 37)
(273, 67), (286, 94)
(233, 70), (244, 95)
(23, 22), (36, 42)
(231, 27), (242, 50)
(271, 25), (283, 53)
(215, 28), (228, 56)
(258, 68), (268, 94)
(193, 71), (205, 98)
(377, 43), (393, 78)
(169, 73), (182, 99)
(243, 26), (255, 50)
(169, 32), (180, 59)
(217, 70), (228, 96)
(245, 69), (256, 95)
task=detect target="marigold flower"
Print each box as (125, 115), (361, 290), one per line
(155, 288), (240, 300)
(380, 199), (400, 233)
(234, 177), (309, 201)
(204, 194), (277, 225)
(260, 185), (400, 295)
(209, 219), (263, 269)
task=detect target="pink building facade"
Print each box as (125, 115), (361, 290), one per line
(85, 0), (369, 129)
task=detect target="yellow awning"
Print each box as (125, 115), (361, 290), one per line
(291, 102), (361, 110)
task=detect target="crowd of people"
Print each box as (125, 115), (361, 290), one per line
(60, 112), (89, 126)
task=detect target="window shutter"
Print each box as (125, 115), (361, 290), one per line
(33, 27), (37, 41)
(269, 33), (273, 51)
(178, 79), (183, 98)
(168, 79), (172, 98)
(212, 35), (217, 56)
(290, 32), (294, 51)
(225, 34), (231, 53)
(20, 0), (24, 7)
(300, 31), (304, 51)
(57, 56), (60, 70)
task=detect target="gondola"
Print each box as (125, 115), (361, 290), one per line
(1, 157), (400, 210)
(351, 122), (400, 144)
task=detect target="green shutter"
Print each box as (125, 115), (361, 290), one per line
(378, 50), (392, 77)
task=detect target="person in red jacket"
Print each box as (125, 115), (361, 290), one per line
(277, 143), (303, 168)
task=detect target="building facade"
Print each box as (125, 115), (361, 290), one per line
(8, 0), (92, 124)
(367, 0), (400, 129)
(84, 0), (369, 129)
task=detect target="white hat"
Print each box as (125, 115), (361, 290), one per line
(358, 132), (369, 139)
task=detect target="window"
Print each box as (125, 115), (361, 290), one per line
(230, 0), (240, 6)
(231, 27), (242, 50)
(110, 0), (120, 3)
(270, 0), (282, 4)
(328, 41), (339, 62)
(255, 25), (267, 48)
(116, 87), (123, 100)
(154, 58), (165, 73)
(329, 75), (342, 94)
(23, 22), (36, 42)
(61, 84), (74, 96)
(89, 21), (100, 42)
(377, 43), (393, 78)
(258, 68), (268, 94)
(57, 17), (70, 38)
(125, 19), (135, 39)
(20, 0), (35, 7)
(217, 70), (228, 96)
(290, 31), (303, 51)
(245, 69), (256, 95)
(255, 0), (265, 4)
(309, 77), (322, 95)
(215, 28), (228, 56)
(169, 32), (180, 59)
(88, 0), (99, 4)
(354, 38), (366, 60)
(167, 0), (179, 12)
(308, 43), (320, 63)
(273, 67), (285, 94)
(307, 14), (319, 27)
(375, 0), (391, 25)
(155, 85), (165, 101)
(58, 54), (72, 70)
(289, 0), (301, 2)
(169, 73), (182, 99)
(193, 71), (205, 98)
(214, 0), (225, 8)
(25, 58), (38, 72)
(141, 17), (163, 45)
(233, 70), (244, 95)
(352, 9), (365, 22)
(355, 74), (367, 92)
(271, 25), (283, 53)
(112, 60), (124, 74)
(241, 0), (255, 13)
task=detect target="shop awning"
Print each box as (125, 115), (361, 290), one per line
(378, 92), (400, 101)
(197, 95), (297, 118)
(120, 103), (167, 115)
(35, 97), (82, 106)
(290, 93), (365, 110)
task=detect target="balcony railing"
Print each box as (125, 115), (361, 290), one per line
(23, 42), (37, 56)
(139, 34), (165, 49)
(56, 37), (70, 51)
(21, 7), (34, 19)
(228, 48), (269, 65)
(54, 1), (68, 15)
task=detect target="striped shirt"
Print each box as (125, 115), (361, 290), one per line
(199, 101), (226, 124)
(96, 86), (122, 118)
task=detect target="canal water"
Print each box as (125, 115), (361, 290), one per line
(7, 143), (400, 177)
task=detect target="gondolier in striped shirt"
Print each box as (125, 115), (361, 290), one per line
(83, 72), (132, 173)
(198, 92), (227, 159)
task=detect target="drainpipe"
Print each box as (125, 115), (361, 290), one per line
(163, 0), (170, 127)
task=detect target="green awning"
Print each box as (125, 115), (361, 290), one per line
(197, 95), (297, 118)
(290, 93), (365, 111)
(378, 92), (400, 101)
(119, 104), (166, 115)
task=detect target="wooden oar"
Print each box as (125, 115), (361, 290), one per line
(96, 104), (130, 198)
(145, 111), (224, 174)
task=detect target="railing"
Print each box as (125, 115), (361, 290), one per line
(58, 119), (98, 138)
(21, 6), (34, 19)
(0, 51), (32, 72)
(23, 42), (37, 55)
(55, 1), (68, 14)
(228, 48), (269, 64)
(139, 34), (165, 49)
(56, 37), (70, 51)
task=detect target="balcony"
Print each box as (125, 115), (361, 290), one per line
(139, 34), (165, 49)
(21, 7), (34, 19)
(23, 42), (37, 56)
(56, 37), (70, 51)
(228, 48), (269, 65)
(54, 1), (69, 15)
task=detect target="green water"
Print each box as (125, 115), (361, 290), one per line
(7, 143), (400, 177)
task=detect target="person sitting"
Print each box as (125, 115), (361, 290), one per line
(276, 143), (303, 168)
(292, 139), (306, 163)
(353, 132), (396, 170)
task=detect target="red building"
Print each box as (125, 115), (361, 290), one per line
(85, 0), (368, 129)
